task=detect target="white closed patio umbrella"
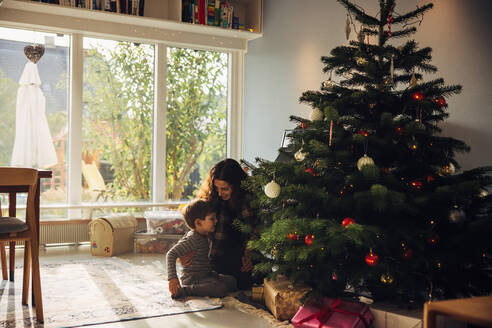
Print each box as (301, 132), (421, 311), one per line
(11, 47), (57, 168)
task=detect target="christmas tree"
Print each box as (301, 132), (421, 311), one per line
(241, 0), (492, 306)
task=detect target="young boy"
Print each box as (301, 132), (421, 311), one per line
(167, 199), (237, 299)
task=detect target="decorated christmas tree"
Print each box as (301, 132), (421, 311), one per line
(241, 0), (492, 306)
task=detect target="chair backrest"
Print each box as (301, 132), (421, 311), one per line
(81, 161), (106, 191)
(0, 167), (38, 229)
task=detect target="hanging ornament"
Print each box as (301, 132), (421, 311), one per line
(272, 264), (279, 272)
(479, 188), (489, 198)
(310, 108), (324, 121)
(433, 96), (447, 107)
(409, 141), (418, 151)
(380, 273), (394, 284)
(357, 154), (374, 171)
(365, 250), (379, 266)
(356, 57), (367, 66)
(369, 102), (376, 109)
(409, 72), (418, 88)
(24, 44), (45, 64)
(332, 272), (338, 280)
(342, 217), (355, 227)
(395, 126), (404, 135)
(358, 129), (369, 137)
(264, 180), (281, 198)
(438, 163), (456, 176)
(305, 234), (315, 246)
(301, 122), (308, 129)
(345, 15), (351, 40)
(322, 78), (334, 90)
(287, 232), (300, 240)
(449, 205), (466, 224)
(387, 6), (393, 37)
(425, 175), (435, 183)
(410, 180), (422, 189)
(305, 167), (317, 176)
(329, 120), (334, 146)
(412, 91), (424, 101)
(295, 148), (306, 161)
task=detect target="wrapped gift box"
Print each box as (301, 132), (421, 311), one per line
(291, 298), (374, 328)
(252, 285), (264, 303)
(264, 275), (311, 321)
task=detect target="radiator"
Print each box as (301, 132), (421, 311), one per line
(40, 220), (90, 245)
(38, 219), (146, 246)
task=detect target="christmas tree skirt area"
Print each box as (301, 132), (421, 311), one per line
(0, 257), (223, 328)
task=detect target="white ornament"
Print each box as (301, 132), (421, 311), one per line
(322, 78), (334, 90)
(295, 148), (306, 161)
(357, 154), (375, 171)
(439, 162), (455, 176)
(310, 108), (324, 121)
(479, 188), (489, 198)
(264, 180), (281, 198)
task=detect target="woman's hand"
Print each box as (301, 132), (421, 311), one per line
(241, 248), (253, 272)
(177, 250), (194, 266)
(168, 278), (181, 297)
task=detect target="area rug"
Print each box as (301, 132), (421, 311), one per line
(0, 257), (222, 328)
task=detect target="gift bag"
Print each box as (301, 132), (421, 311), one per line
(291, 297), (374, 328)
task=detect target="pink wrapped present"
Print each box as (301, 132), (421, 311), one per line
(291, 298), (374, 328)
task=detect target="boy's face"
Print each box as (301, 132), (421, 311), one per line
(196, 212), (217, 234)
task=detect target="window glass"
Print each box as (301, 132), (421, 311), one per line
(0, 27), (70, 220)
(166, 48), (228, 200)
(82, 37), (154, 203)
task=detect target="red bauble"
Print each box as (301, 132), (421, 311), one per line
(403, 249), (413, 259)
(395, 126), (404, 135)
(243, 166), (249, 173)
(305, 234), (315, 246)
(412, 91), (424, 101)
(287, 232), (300, 240)
(342, 217), (355, 227)
(434, 96), (446, 107)
(381, 167), (391, 174)
(358, 129), (369, 137)
(365, 251), (379, 266)
(301, 122), (308, 129)
(410, 180), (423, 189)
(305, 167), (317, 176)
(425, 175), (435, 183)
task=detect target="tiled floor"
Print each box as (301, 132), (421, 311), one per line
(24, 245), (276, 328)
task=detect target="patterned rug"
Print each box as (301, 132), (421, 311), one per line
(0, 257), (222, 328)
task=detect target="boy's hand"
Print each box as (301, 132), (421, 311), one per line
(168, 278), (181, 297)
(177, 250), (195, 266)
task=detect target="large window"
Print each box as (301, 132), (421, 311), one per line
(82, 37), (155, 203)
(166, 48), (228, 200)
(0, 27), (232, 220)
(0, 27), (70, 220)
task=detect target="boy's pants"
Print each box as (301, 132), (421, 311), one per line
(181, 271), (237, 298)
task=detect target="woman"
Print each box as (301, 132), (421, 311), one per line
(180, 158), (258, 290)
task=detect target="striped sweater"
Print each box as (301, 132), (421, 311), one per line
(166, 230), (212, 282)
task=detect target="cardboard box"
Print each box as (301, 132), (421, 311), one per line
(264, 275), (311, 321)
(89, 214), (137, 256)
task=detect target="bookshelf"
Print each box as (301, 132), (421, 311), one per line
(4, 0), (262, 33)
(0, 0), (262, 50)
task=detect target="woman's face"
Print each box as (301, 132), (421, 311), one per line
(214, 179), (233, 201)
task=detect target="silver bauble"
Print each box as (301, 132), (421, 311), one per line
(264, 180), (281, 198)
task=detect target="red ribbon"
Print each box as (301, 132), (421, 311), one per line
(293, 298), (369, 328)
(329, 120), (333, 146)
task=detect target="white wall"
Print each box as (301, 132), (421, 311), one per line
(243, 0), (492, 171)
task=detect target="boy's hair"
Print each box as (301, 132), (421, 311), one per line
(181, 199), (216, 229)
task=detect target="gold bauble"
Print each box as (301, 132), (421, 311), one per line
(357, 154), (374, 171)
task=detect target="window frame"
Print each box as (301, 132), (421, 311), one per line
(0, 7), (247, 217)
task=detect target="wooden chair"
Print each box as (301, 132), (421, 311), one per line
(0, 167), (44, 323)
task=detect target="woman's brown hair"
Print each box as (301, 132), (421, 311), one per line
(196, 158), (248, 209)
